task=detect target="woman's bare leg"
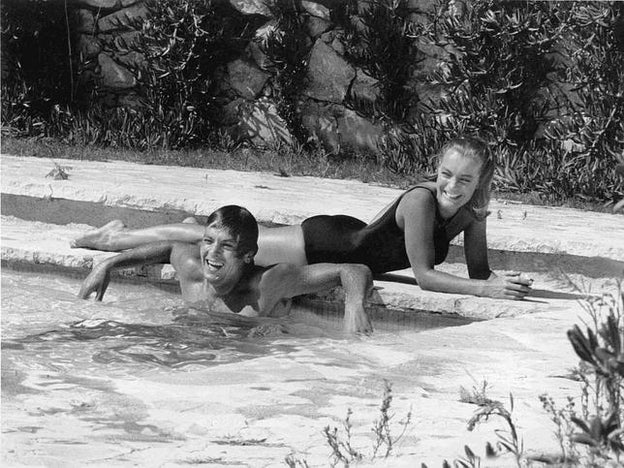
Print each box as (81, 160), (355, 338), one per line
(256, 225), (307, 267)
(72, 217), (308, 265)
(71, 221), (205, 251)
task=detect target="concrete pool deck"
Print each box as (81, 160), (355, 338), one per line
(2, 154), (623, 318)
(1, 153), (624, 467)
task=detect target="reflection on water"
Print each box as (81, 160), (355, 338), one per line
(15, 318), (238, 369)
(1, 269), (469, 376)
(1, 270), (339, 375)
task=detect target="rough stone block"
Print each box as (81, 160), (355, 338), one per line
(304, 40), (355, 103)
(306, 16), (332, 38)
(227, 59), (271, 100)
(74, 0), (120, 8)
(349, 69), (381, 105)
(97, 53), (136, 89)
(114, 51), (146, 69)
(300, 100), (340, 152)
(229, 0), (272, 17)
(98, 4), (148, 32)
(406, 0), (439, 13)
(330, 36), (345, 55)
(336, 108), (382, 154)
(302, 1), (331, 19)
(74, 9), (96, 34)
(76, 35), (102, 59)
(101, 31), (142, 51)
(238, 98), (294, 147)
(246, 41), (273, 71)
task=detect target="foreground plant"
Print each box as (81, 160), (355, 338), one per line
(565, 288), (624, 466)
(539, 394), (579, 465)
(285, 380), (412, 467)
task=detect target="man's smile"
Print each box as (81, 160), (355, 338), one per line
(205, 259), (224, 271)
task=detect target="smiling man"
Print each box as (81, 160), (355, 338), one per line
(78, 205), (373, 334)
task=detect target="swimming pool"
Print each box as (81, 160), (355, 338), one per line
(2, 269), (472, 371)
(2, 269), (475, 466)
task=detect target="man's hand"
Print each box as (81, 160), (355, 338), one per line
(76, 242), (174, 301)
(78, 263), (111, 301)
(344, 301), (373, 335)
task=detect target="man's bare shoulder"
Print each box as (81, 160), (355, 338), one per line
(170, 242), (202, 280)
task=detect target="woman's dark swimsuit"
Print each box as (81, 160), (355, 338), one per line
(301, 183), (475, 274)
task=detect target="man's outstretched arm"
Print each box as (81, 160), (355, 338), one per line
(78, 241), (174, 301)
(259, 263), (374, 334)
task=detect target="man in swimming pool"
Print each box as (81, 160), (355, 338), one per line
(78, 205), (373, 334)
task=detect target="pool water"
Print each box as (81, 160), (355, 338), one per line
(1, 271), (319, 375)
(1, 269), (472, 466)
(2, 270), (471, 374)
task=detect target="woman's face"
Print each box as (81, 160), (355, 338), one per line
(435, 148), (482, 217)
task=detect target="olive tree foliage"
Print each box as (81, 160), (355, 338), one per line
(415, 1), (623, 201)
(334, 0), (623, 202)
(102, 0), (264, 149)
(1, 0), (622, 202)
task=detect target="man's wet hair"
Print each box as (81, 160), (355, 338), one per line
(205, 205), (259, 257)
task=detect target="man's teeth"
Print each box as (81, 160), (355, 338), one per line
(207, 261), (223, 268)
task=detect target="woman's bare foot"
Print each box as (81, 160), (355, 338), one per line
(71, 220), (126, 250)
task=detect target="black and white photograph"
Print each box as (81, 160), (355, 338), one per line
(1, 0), (623, 466)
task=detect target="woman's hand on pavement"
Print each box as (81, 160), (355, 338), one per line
(482, 272), (532, 300)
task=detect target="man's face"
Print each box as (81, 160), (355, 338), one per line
(199, 224), (248, 288)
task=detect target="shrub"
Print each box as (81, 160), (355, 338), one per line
(336, 0), (416, 121)
(261, 0), (311, 144)
(99, 0), (264, 149)
(2, 0), (622, 204)
(412, 1), (624, 203)
(1, 0), (78, 136)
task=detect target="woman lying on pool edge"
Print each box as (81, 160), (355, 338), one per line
(72, 136), (532, 301)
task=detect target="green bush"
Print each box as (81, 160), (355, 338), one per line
(1, 0), (78, 135)
(336, 0), (416, 121)
(2, 0), (622, 203)
(410, 1), (623, 203)
(262, 0), (311, 144)
(119, 0), (265, 149)
(1, 0), (263, 149)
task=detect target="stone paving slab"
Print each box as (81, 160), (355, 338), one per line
(2, 155), (623, 262)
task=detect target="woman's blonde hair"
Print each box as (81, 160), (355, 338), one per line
(436, 136), (495, 221)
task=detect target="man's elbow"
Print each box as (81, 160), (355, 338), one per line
(412, 269), (438, 292)
(341, 263), (373, 284)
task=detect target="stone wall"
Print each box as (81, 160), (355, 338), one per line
(72, 0), (452, 153)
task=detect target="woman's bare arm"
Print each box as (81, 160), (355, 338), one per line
(397, 192), (530, 299)
(463, 217), (492, 279)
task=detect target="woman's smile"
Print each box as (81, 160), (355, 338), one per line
(435, 149), (482, 218)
